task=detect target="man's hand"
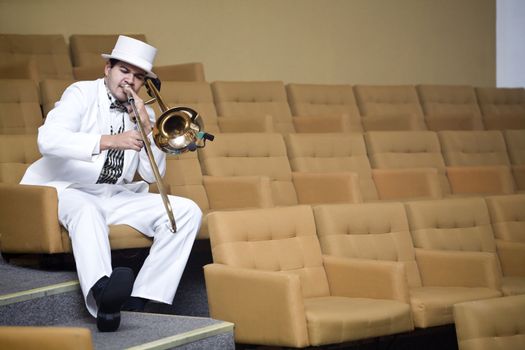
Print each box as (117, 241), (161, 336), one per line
(123, 85), (152, 134)
(100, 130), (144, 152)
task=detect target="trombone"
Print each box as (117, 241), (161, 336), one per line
(125, 78), (214, 233)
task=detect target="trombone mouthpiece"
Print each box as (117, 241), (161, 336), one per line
(122, 84), (134, 101)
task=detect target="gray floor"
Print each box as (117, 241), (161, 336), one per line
(0, 254), (77, 295)
(0, 250), (234, 349)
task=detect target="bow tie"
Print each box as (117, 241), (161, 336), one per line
(110, 100), (128, 113)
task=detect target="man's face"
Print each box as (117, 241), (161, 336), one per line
(104, 61), (147, 102)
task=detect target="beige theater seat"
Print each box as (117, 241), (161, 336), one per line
(313, 201), (501, 328)
(354, 85), (426, 131)
(198, 132), (363, 207)
(0, 59), (39, 81)
(485, 194), (525, 295)
(417, 85), (484, 130)
(405, 196), (524, 295)
(476, 87), (525, 130)
(0, 79), (43, 134)
(212, 81), (344, 134)
(39, 78), (76, 117)
(285, 133), (378, 201)
(365, 131), (450, 197)
(0, 134), (148, 254)
(149, 80), (273, 133)
(454, 295), (525, 350)
(0, 34), (74, 82)
(0, 326), (93, 350)
(0, 134), (40, 183)
(503, 129), (525, 191)
(286, 83), (363, 132)
(439, 130), (516, 195)
(164, 151), (274, 239)
(204, 205), (414, 347)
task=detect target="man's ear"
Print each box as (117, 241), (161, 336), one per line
(104, 61), (111, 77)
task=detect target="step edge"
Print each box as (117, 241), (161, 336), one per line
(0, 280), (80, 306)
(124, 321), (234, 350)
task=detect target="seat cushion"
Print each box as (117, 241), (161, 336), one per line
(502, 276), (525, 296)
(410, 286), (502, 328)
(304, 296), (413, 346)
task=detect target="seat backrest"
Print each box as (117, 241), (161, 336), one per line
(0, 34), (73, 81)
(164, 152), (209, 212)
(485, 194), (525, 244)
(0, 134), (40, 183)
(69, 34), (147, 67)
(212, 81), (295, 133)
(150, 81), (220, 134)
(39, 79), (76, 117)
(404, 197), (496, 253)
(0, 59), (39, 81)
(417, 85), (483, 130)
(284, 133), (378, 201)
(503, 129), (525, 165)
(286, 83), (363, 132)
(354, 85), (423, 116)
(365, 131), (451, 194)
(454, 295), (525, 350)
(0, 79), (43, 134)
(475, 87), (525, 130)
(485, 194), (525, 277)
(475, 87), (525, 116)
(208, 205), (330, 298)
(438, 130), (511, 166)
(153, 62), (206, 82)
(198, 133), (298, 206)
(313, 202), (422, 288)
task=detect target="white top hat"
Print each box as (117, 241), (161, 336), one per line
(102, 35), (157, 78)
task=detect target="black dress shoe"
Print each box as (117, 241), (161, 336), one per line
(96, 267), (134, 332)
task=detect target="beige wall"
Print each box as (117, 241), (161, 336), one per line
(0, 0), (495, 86)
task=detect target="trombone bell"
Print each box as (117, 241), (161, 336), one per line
(145, 79), (214, 155)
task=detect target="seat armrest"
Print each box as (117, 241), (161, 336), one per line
(203, 175), (274, 210)
(217, 115), (274, 132)
(204, 263), (309, 348)
(292, 172), (363, 204)
(372, 167), (442, 200)
(496, 240), (525, 277)
(446, 165), (516, 195)
(323, 255), (410, 303)
(415, 248), (502, 290)
(0, 183), (64, 253)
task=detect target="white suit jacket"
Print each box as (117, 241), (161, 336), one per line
(21, 78), (166, 194)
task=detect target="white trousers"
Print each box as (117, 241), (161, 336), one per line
(58, 183), (202, 317)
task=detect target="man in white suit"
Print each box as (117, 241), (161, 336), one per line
(20, 36), (202, 332)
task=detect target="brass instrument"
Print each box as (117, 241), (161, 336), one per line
(125, 78), (214, 233)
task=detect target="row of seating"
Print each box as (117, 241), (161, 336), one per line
(203, 194), (525, 346)
(2, 78), (524, 137)
(0, 33), (205, 82)
(1, 129), (523, 248)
